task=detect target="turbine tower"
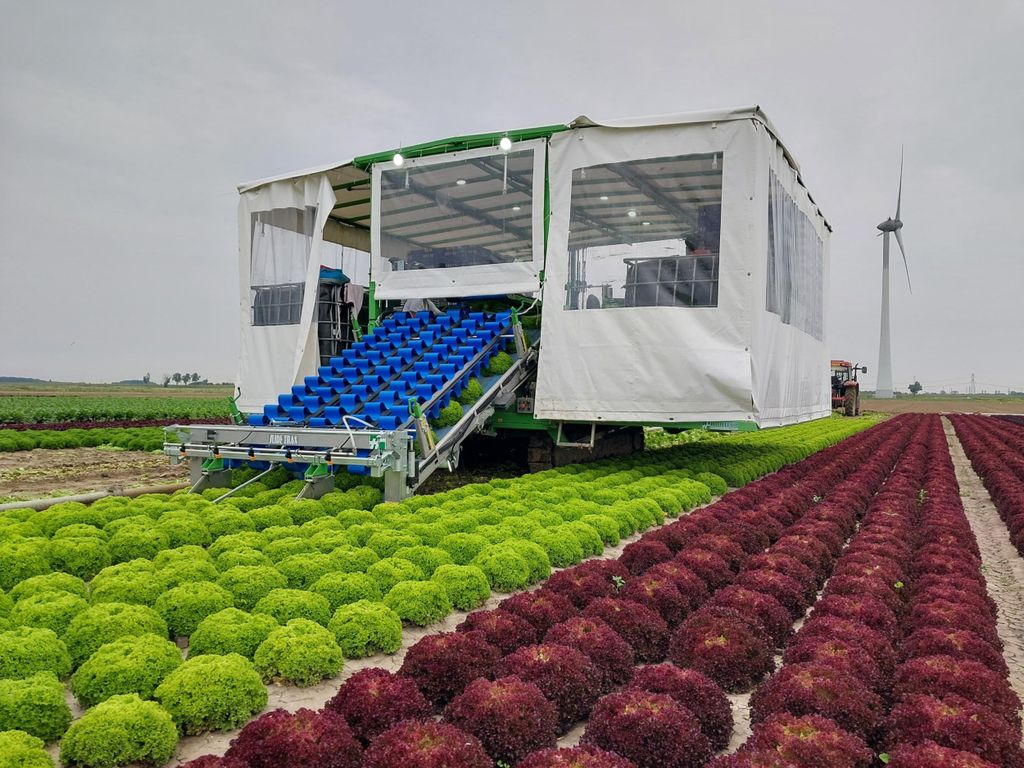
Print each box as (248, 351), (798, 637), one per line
(875, 151), (912, 399)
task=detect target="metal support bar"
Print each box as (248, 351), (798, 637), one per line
(211, 466), (277, 504)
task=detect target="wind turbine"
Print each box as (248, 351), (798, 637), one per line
(874, 150), (912, 399)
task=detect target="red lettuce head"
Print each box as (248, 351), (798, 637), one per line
(901, 627), (1008, 676)
(517, 745), (638, 768)
(398, 630), (501, 709)
(583, 597), (669, 663)
(226, 708), (361, 768)
(542, 567), (617, 609)
(456, 608), (538, 655)
(581, 689), (711, 768)
(735, 569), (810, 619)
(499, 591), (578, 636)
(882, 692), (1023, 768)
(883, 740), (1002, 768)
(668, 607), (774, 692)
(544, 616), (635, 693)
(749, 663), (884, 740)
(495, 643), (600, 732)
(362, 719), (493, 768)
(620, 540), (673, 575)
(708, 585), (793, 647)
(745, 712), (873, 768)
(673, 548), (735, 591)
(893, 655), (1021, 730)
(627, 663), (733, 750)
(781, 637), (883, 692)
(325, 668), (432, 744)
(442, 676), (557, 765)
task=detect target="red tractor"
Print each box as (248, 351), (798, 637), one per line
(831, 360), (867, 416)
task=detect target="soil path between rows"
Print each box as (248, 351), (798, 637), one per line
(942, 417), (1024, 705)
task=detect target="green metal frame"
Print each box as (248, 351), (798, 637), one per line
(353, 125), (569, 170)
(488, 406), (758, 435)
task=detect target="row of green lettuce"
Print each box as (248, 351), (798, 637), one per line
(0, 427), (166, 453)
(0, 416), (876, 768)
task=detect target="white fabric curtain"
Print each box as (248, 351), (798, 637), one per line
(235, 174), (336, 413)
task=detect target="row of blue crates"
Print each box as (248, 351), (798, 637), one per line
(248, 309), (513, 431)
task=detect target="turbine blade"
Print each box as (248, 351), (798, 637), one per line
(895, 146), (904, 220)
(895, 228), (912, 293)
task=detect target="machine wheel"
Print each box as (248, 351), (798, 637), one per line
(844, 387), (858, 417)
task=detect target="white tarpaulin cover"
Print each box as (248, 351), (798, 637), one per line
(235, 174), (337, 413)
(535, 113), (830, 426)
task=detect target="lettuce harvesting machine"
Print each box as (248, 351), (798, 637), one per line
(165, 107), (832, 502)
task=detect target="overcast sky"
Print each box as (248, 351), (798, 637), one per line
(2, 1), (1022, 393)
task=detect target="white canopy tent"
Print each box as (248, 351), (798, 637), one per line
(234, 107), (831, 427)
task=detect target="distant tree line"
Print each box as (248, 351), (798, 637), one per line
(154, 372), (206, 387)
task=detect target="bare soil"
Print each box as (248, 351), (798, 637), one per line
(0, 448), (188, 502)
(863, 396), (1024, 414)
(943, 419), (1024, 705)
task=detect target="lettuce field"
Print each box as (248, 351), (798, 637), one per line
(1, 413), (1023, 768)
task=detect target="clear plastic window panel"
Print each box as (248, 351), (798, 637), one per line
(379, 150), (534, 271)
(564, 153), (723, 310)
(766, 172), (824, 340)
(251, 206), (316, 326)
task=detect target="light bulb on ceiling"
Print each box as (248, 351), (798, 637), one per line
(600, 195), (609, 201)
(392, 153), (404, 167)
(642, 221), (651, 226)
(627, 209), (638, 218)
(456, 179), (467, 186)
(499, 135), (513, 151)
(512, 205), (521, 211)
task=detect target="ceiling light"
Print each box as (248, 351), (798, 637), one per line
(642, 221), (651, 226)
(456, 179), (467, 186)
(600, 195), (609, 201)
(512, 205), (521, 211)
(627, 209), (638, 218)
(392, 153), (404, 167)
(499, 136), (513, 151)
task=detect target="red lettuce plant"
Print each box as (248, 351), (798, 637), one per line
(442, 676), (557, 765)
(901, 627), (1008, 676)
(456, 609), (538, 655)
(687, 534), (747, 573)
(544, 617), (635, 693)
(749, 662), (884, 740)
(668, 607), (774, 692)
(744, 712), (873, 768)
(622, 571), (698, 626)
(744, 553), (817, 592)
(362, 719), (492, 768)
(583, 597), (669, 663)
(708, 585), (792, 647)
(882, 693), (1023, 768)
(517, 745), (638, 768)
(674, 548), (734, 591)
(542, 566), (617, 609)
(627, 663), (733, 750)
(906, 601), (1001, 648)
(781, 637), (883, 692)
(808, 594), (898, 641)
(770, 535), (830, 576)
(495, 643), (599, 732)
(581, 689), (711, 768)
(225, 708), (362, 768)
(883, 740), (1001, 768)
(735, 569), (809, 619)
(620, 540), (673, 575)
(893, 655), (1021, 728)
(823, 574), (904, 614)
(324, 668), (432, 744)
(797, 616), (896, 675)
(499, 591), (578, 635)
(398, 630), (501, 709)
(180, 757), (249, 768)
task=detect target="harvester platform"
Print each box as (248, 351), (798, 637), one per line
(163, 309), (535, 501)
